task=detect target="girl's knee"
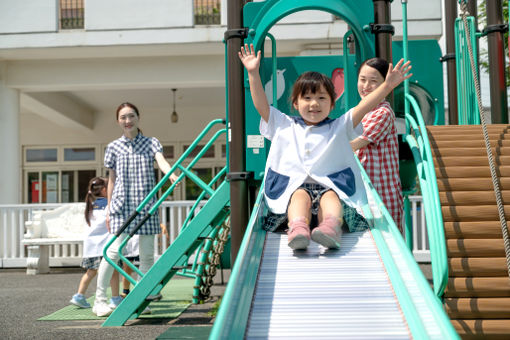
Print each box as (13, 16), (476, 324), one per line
(290, 189), (312, 206)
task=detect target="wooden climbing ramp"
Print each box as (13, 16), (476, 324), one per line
(428, 124), (510, 339)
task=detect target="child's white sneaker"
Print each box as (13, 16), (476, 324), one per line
(92, 302), (112, 317)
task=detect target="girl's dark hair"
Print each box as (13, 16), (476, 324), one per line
(116, 102), (142, 134)
(290, 71), (336, 110)
(84, 176), (108, 226)
(359, 57), (389, 79)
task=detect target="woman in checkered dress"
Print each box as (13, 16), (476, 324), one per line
(351, 58), (404, 232)
(93, 102), (178, 317)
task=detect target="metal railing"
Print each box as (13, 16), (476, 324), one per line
(194, 0), (221, 25)
(60, 0), (84, 30)
(0, 200), (205, 268)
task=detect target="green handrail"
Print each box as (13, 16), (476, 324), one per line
(209, 187), (267, 339)
(401, 0), (447, 298)
(455, 16), (480, 124)
(404, 94), (448, 298)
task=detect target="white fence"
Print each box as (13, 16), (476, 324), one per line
(0, 201), (205, 268)
(0, 196), (430, 269)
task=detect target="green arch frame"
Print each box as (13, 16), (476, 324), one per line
(244, 0), (375, 60)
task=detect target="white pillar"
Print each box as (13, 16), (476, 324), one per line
(0, 63), (20, 204)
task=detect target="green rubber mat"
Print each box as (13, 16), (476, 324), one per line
(38, 278), (194, 321)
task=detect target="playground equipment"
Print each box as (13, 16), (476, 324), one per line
(98, 0), (510, 338)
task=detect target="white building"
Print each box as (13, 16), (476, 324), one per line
(0, 0), (442, 204)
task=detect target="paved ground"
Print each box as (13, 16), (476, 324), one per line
(0, 267), (228, 340)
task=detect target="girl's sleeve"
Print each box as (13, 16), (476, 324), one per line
(104, 144), (116, 169)
(259, 106), (288, 141)
(360, 106), (393, 144)
(151, 137), (163, 155)
(342, 108), (363, 141)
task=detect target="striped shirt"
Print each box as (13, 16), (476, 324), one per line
(104, 133), (162, 235)
(356, 101), (403, 231)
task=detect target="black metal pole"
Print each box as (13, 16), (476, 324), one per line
(227, 0), (249, 264)
(444, 0), (459, 125)
(373, 0), (393, 105)
(486, 0), (508, 124)
(373, 0), (392, 61)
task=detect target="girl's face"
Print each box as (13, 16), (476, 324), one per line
(117, 106), (139, 136)
(293, 85), (333, 126)
(357, 64), (385, 98)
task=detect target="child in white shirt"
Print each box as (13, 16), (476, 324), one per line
(239, 44), (411, 250)
(69, 177), (121, 308)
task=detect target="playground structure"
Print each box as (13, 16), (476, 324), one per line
(97, 0), (509, 339)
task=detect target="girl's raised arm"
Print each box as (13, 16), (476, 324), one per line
(238, 44), (270, 122)
(352, 59), (412, 127)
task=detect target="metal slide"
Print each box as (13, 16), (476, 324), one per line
(210, 178), (459, 339)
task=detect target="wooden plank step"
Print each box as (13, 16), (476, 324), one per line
(431, 146), (510, 157)
(438, 177), (510, 191)
(434, 156), (510, 167)
(427, 124), (510, 132)
(449, 257), (510, 277)
(431, 139), (510, 149)
(445, 277), (510, 297)
(428, 126), (510, 134)
(444, 221), (505, 239)
(439, 191), (510, 206)
(435, 166), (510, 178)
(428, 132), (510, 142)
(447, 239), (506, 257)
(442, 205), (510, 222)
(444, 297), (510, 319)
(450, 319), (510, 338)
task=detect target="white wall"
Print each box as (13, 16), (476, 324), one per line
(85, 0), (193, 30)
(0, 0), (58, 33)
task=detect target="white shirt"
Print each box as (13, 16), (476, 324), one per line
(82, 198), (112, 258)
(260, 106), (367, 214)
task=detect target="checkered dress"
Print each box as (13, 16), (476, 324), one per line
(356, 101), (403, 230)
(104, 134), (162, 235)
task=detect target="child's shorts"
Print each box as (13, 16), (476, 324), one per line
(81, 256), (102, 270)
(263, 183), (369, 233)
(81, 257), (124, 270)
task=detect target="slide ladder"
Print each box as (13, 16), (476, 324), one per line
(99, 119), (230, 326)
(102, 180), (230, 326)
(428, 124), (510, 337)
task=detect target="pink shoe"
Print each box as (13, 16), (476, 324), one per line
(311, 216), (342, 249)
(287, 217), (310, 250)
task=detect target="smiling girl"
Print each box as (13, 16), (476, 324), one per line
(239, 44), (411, 250)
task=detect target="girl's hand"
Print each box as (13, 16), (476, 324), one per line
(238, 44), (261, 73)
(385, 59), (413, 89)
(170, 173), (179, 184)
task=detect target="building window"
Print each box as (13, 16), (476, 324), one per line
(185, 168), (213, 200)
(60, 0), (84, 29)
(183, 144), (215, 158)
(163, 145), (175, 159)
(26, 148), (58, 162)
(64, 147), (95, 161)
(194, 0), (221, 25)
